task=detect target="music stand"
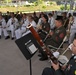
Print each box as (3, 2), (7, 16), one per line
(15, 33), (43, 75)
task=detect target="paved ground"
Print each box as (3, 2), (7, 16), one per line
(0, 37), (72, 75)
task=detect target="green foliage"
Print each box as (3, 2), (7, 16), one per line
(0, 6), (1, 8)
(5, 0), (12, 3)
(38, 0), (43, 4)
(60, 5), (70, 10)
(60, 5), (65, 10)
(50, 2), (53, 5)
(11, 5), (15, 7)
(34, 1), (38, 6)
(25, 5), (30, 7)
(42, 6), (46, 9)
(67, 5), (70, 10)
(49, 1), (57, 6)
(5, 5), (10, 7)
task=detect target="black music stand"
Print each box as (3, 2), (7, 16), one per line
(15, 33), (43, 75)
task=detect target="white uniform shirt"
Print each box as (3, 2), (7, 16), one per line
(37, 18), (43, 25)
(48, 17), (55, 29)
(22, 20), (37, 36)
(0, 18), (7, 28)
(7, 17), (19, 30)
(22, 19), (29, 28)
(30, 20), (36, 27)
(71, 17), (76, 30)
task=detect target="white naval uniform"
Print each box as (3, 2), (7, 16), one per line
(22, 20), (37, 36)
(0, 18), (9, 37)
(7, 17), (19, 38)
(69, 17), (76, 44)
(37, 18), (43, 30)
(15, 19), (29, 39)
(37, 18), (43, 25)
(48, 17), (55, 29)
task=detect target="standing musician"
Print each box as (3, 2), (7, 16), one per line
(67, 13), (74, 32)
(66, 13), (74, 40)
(39, 15), (66, 61)
(37, 13), (44, 29)
(69, 12), (76, 44)
(32, 12), (39, 24)
(38, 14), (50, 41)
(48, 13), (55, 30)
(42, 39), (76, 75)
(61, 12), (69, 29)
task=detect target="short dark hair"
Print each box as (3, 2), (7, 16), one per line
(23, 13), (27, 16)
(29, 15), (34, 20)
(11, 12), (14, 15)
(48, 13), (53, 16)
(55, 15), (63, 24)
(43, 14), (48, 22)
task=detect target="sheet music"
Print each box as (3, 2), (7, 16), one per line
(28, 44), (37, 54)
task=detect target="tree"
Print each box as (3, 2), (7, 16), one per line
(5, 0), (12, 2)
(1, 0), (12, 3)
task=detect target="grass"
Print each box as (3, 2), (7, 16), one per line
(0, 5), (61, 13)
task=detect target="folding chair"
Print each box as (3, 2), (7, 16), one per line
(48, 50), (69, 66)
(47, 35), (68, 63)
(49, 44), (72, 66)
(61, 43), (72, 55)
(49, 43), (72, 66)
(57, 44), (72, 66)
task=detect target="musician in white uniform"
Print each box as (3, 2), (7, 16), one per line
(15, 13), (29, 39)
(69, 12), (76, 44)
(0, 14), (10, 39)
(48, 13), (55, 30)
(7, 12), (19, 40)
(22, 15), (37, 36)
(37, 13), (44, 29)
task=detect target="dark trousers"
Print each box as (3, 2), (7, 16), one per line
(42, 67), (64, 75)
(42, 67), (55, 75)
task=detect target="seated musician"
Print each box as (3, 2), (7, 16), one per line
(39, 15), (66, 61)
(61, 12), (69, 29)
(15, 13), (29, 39)
(38, 14), (50, 41)
(45, 15), (66, 47)
(42, 39), (76, 75)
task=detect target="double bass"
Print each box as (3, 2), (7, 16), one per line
(27, 24), (58, 64)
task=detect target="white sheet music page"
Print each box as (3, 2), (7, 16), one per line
(28, 44), (37, 54)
